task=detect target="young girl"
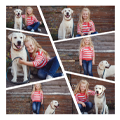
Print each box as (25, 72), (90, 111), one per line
(74, 80), (95, 114)
(22, 7), (42, 32)
(19, 36), (63, 79)
(76, 8), (98, 37)
(79, 37), (95, 76)
(31, 83), (43, 114)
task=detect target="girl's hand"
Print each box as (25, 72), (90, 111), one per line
(19, 59), (25, 64)
(39, 21), (42, 25)
(92, 60), (95, 65)
(41, 101), (43, 105)
(81, 33), (85, 36)
(79, 60), (82, 66)
(88, 31), (92, 35)
(81, 102), (86, 107)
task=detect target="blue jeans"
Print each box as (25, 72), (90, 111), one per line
(37, 56), (62, 79)
(78, 102), (93, 113)
(27, 22), (40, 31)
(32, 102), (41, 114)
(82, 60), (93, 76)
(76, 31), (98, 37)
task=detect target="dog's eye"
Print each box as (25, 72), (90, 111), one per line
(65, 10), (66, 12)
(69, 10), (70, 12)
(20, 37), (22, 39)
(99, 88), (101, 89)
(14, 37), (17, 39)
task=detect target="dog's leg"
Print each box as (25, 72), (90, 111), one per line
(11, 62), (17, 82)
(105, 105), (109, 114)
(22, 65), (28, 82)
(95, 104), (98, 114)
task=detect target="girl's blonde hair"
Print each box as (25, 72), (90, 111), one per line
(78, 8), (91, 29)
(25, 36), (50, 59)
(74, 80), (89, 96)
(79, 37), (94, 53)
(25, 7), (34, 25)
(32, 83), (42, 93)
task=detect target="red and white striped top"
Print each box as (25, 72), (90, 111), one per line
(75, 90), (95, 103)
(30, 51), (48, 69)
(31, 91), (43, 102)
(77, 21), (95, 34)
(22, 15), (38, 26)
(79, 47), (94, 61)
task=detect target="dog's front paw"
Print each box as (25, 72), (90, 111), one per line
(11, 78), (17, 82)
(23, 77), (28, 82)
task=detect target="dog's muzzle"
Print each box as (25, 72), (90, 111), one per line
(16, 13), (21, 18)
(65, 12), (70, 18)
(14, 41), (22, 49)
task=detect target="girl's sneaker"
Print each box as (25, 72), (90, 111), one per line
(46, 75), (53, 79)
(31, 29), (34, 32)
(38, 28), (41, 32)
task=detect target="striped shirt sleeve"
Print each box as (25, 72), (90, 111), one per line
(88, 90), (95, 96)
(79, 48), (83, 60)
(33, 15), (38, 22)
(75, 93), (80, 104)
(32, 51), (44, 67)
(77, 24), (82, 34)
(89, 21), (95, 32)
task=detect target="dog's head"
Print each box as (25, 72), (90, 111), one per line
(14, 9), (22, 18)
(61, 8), (73, 20)
(98, 60), (111, 70)
(8, 32), (26, 50)
(94, 85), (106, 97)
(50, 100), (59, 109)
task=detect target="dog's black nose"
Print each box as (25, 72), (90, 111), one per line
(18, 13), (20, 15)
(17, 41), (21, 45)
(58, 104), (59, 106)
(66, 12), (69, 15)
(96, 91), (98, 94)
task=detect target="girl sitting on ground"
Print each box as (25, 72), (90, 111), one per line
(19, 36), (63, 79)
(79, 37), (95, 76)
(31, 83), (43, 114)
(22, 7), (42, 32)
(74, 80), (95, 114)
(76, 7), (98, 37)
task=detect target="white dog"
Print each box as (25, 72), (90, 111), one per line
(45, 100), (59, 114)
(94, 85), (109, 114)
(14, 9), (23, 30)
(8, 32), (27, 82)
(97, 60), (115, 79)
(58, 8), (74, 40)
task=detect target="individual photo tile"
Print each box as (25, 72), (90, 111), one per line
(55, 33), (115, 81)
(6, 6), (47, 34)
(6, 30), (63, 88)
(6, 78), (78, 114)
(67, 73), (115, 114)
(40, 6), (115, 41)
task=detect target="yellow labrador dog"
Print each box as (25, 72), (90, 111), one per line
(97, 60), (115, 79)
(14, 9), (23, 30)
(58, 8), (74, 40)
(8, 32), (27, 82)
(45, 100), (59, 114)
(94, 85), (109, 114)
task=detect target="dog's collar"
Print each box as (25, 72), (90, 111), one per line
(97, 92), (105, 98)
(12, 43), (24, 51)
(16, 14), (21, 18)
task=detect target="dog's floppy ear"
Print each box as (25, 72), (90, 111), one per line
(8, 33), (13, 41)
(50, 100), (54, 108)
(102, 85), (106, 91)
(94, 85), (97, 90)
(14, 9), (17, 13)
(99, 61), (105, 69)
(22, 33), (26, 41)
(20, 9), (22, 13)
(61, 8), (65, 14)
(70, 8), (73, 14)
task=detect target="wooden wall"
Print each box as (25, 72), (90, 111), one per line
(41, 6), (115, 40)
(6, 78), (78, 114)
(55, 33), (115, 80)
(67, 74), (115, 110)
